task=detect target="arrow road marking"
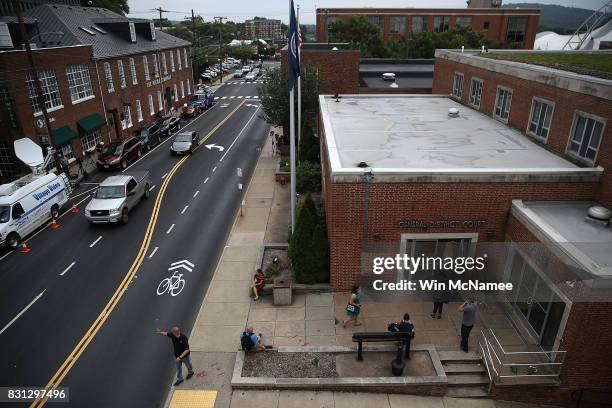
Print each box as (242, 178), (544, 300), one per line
(171, 260), (194, 268)
(168, 260), (194, 273)
(205, 144), (225, 152)
(0, 290), (46, 335)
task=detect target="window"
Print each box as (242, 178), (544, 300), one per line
(483, 21), (490, 31)
(25, 69), (63, 114)
(65, 64), (94, 104)
(117, 59), (126, 88)
(528, 98), (554, 140)
(452, 72), (464, 99)
(433, 16), (450, 32)
(143, 55), (150, 81)
(389, 16), (406, 34)
(81, 129), (102, 152)
(187, 79), (191, 95)
(468, 78), (483, 108)
(456, 16), (472, 28)
(135, 99), (143, 122)
(129, 22), (136, 43)
(0, 141), (16, 179)
(12, 203), (24, 219)
(162, 52), (168, 75)
(169, 51), (175, 72)
(104, 62), (114, 93)
(506, 16), (528, 44)
(122, 104), (132, 129)
(177, 49), (182, 70)
(60, 143), (74, 161)
(368, 15), (384, 32)
(568, 112), (605, 163)
(148, 94), (154, 115)
(0, 22), (14, 48)
(174, 83), (178, 101)
(184, 48), (189, 68)
(152, 53), (160, 77)
(412, 16), (427, 33)
(494, 86), (513, 121)
(180, 81), (185, 98)
(129, 57), (138, 85)
(157, 90), (163, 111)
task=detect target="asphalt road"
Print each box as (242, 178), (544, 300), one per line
(0, 70), (271, 407)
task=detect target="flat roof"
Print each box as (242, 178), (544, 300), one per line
(320, 95), (603, 183)
(512, 201), (612, 280)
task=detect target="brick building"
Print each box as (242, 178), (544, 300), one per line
(245, 18), (282, 41)
(0, 4), (193, 180)
(316, 7), (540, 49)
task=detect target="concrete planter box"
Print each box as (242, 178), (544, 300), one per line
(275, 158), (290, 183)
(273, 277), (292, 305)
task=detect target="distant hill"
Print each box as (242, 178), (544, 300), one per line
(503, 3), (597, 31)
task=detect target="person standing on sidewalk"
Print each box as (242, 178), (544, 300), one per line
(157, 327), (194, 386)
(458, 296), (477, 352)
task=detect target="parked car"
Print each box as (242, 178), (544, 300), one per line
(233, 70), (244, 78)
(97, 137), (142, 170)
(192, 91), (215, 109)
(84, 171), (151, 224)
(181, 103), (201, 118)
(133, 122), (161, 151)
(201, 73), (212, 81)
(160, 116), (181, 136)
(242, 66), (251, 74)
(170, 131), (199, 155)
(245, 72), (256, 81)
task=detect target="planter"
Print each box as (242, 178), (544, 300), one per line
(273, 277), (292, 305)
(275, 158), (290, 184)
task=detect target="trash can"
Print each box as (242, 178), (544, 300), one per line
(273, 277), (292, 305)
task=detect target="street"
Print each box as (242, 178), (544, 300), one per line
(0, 76), (269, 407)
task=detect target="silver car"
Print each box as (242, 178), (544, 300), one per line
(170, 132), (199, 155)
(85, 172), (151, 224)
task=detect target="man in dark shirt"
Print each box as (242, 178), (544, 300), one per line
(157, 326), (194, 386)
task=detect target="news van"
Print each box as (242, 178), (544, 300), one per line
(0, 172), (71, 249)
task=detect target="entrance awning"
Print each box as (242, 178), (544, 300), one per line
(76, 113), (106, 133)
(51, 125), (77, 146)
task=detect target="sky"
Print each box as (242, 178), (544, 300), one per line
(127, 0), (604, 25)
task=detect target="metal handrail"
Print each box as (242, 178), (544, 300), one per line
(488, 328), (566, 358)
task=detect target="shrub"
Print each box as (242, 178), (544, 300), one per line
(299, 119), (319, 163)
(296, 162), (322, 194)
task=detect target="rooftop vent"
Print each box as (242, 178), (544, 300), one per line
(357, 161), (369, 168)
(448, 107), (459, 118)
(585, 205), (611, 227)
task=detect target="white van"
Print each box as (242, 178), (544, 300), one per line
(0, 172), (71, 249)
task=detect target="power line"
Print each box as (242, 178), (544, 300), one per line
(153, 7), (171, 31)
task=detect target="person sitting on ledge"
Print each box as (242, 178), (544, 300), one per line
(250, 268), (266, 301)
(240, 326), (270, 352)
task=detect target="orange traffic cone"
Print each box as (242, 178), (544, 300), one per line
(20, 243), (30, 253)
(50, 217), (60, 229)
(71, 203), (79, 214)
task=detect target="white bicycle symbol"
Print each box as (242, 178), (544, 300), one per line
(157, 271), (185, 296)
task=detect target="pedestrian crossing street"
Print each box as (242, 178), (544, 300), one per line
(224, 80), (265, 85)
(214, 95), (259, 100)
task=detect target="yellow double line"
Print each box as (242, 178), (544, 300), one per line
(31, 100), (246, 408)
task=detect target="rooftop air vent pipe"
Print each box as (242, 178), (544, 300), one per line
(448, 108), (459, 118)
(586, 205), (611, 227)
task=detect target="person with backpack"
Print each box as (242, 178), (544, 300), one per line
(240, 326), (267, 352)
(388, 313), (415, 359)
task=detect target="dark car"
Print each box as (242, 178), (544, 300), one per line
(133, 122), (161, 151)
(96, 137), (142, 170)
(160, 116), (181, 137)
(170, 131), (199, 155)
(181, 103), (201, 118)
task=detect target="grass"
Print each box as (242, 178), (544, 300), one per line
(485, 52), (612, 76)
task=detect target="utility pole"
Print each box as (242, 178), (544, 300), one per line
(214, 17), (227, 84)
(11, 0), (62, 170)
(154, 7), (169, 31)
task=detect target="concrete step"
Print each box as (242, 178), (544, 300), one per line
(443, 363), (486, 374)
(446, 386), (490, 398)
(438, 350), (481, 363)
(447, 374), (489, 386)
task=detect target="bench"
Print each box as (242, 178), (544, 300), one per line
(352, 331), (412, 361)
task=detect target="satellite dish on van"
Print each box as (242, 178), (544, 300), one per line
(14, 138), (44, 167)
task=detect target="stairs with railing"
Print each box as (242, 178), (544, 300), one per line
(439, 350), (489, 398)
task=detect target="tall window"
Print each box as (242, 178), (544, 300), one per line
(157, 90), (163, 111)
(135, 99), (143, 122)
(25, 69), (63, 114)
(173, 83), (178, 101)
(180, 81), (185, 98)
(169, 51), (175, 72)
(143, 55), (150, 81)
(187, 79), (191, 95)
(528, 98), (554, 141)
(494, 86), (513, 121)
(469, 78), (483, 108)
(117, 59), (126, 89)
(433, 16), (450, 32)
(65, 64), (94, 104)
(152, 53), (160, 77)
(452, 72), (464, 99)
(506, 16), (528, 44)
(122, 105), (132, 129)
(60, 144), (74, 161)
(177, 49), (182, 70)
(368, 15), (384, 32)
(412, 16), (427, 33)
(456, 16), (472, 28)
(81, 129), (102, 152)
(148, 94), (154, 115)
(389, 16), (406, 34)
(184, 48), (189, 68)
(129, 57), (138, 85)
(568, 112), (605, 163)
(161, 52), (168, 75)
(104, 62), (114, 93)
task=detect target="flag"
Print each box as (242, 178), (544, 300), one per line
(287, 0), (300, 90)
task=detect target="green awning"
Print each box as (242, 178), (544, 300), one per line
(51, 125), (77, 147)
(76, 113), (106, 133)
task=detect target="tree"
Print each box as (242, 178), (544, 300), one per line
(329, 16), (386, 58)
(81, 0), (128, 15)
(309, 224), (330, 284)
(228, 45), (256, 62)
(296, 162), (321, 194)
(298, 119), (319, 163)
(289, 194), (317, 283)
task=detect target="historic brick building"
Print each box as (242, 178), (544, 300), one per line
(245, 18), (282, 41)
(316, 7), (540, 49)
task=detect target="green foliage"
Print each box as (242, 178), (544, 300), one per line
(298, 119), (319, 163)
(228, 45), (256, 62)
(296, 162), (321, 194)
(329, 16), (386, 58)
(289, 194), (329, 284)
(81, 0), (128, 14)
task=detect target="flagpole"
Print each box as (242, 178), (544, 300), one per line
(297, 4), (302, 149)
(289, 0), (297, 233)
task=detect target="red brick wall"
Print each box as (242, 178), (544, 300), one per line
(433, 57), (612, 209)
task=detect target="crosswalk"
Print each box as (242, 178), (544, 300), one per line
(214, 95), (259, 100)
(224, 80), (265, 85)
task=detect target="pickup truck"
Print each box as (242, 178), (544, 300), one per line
(84, 171), (151, 224)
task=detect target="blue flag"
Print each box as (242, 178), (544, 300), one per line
(287, 0), (300, 90)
